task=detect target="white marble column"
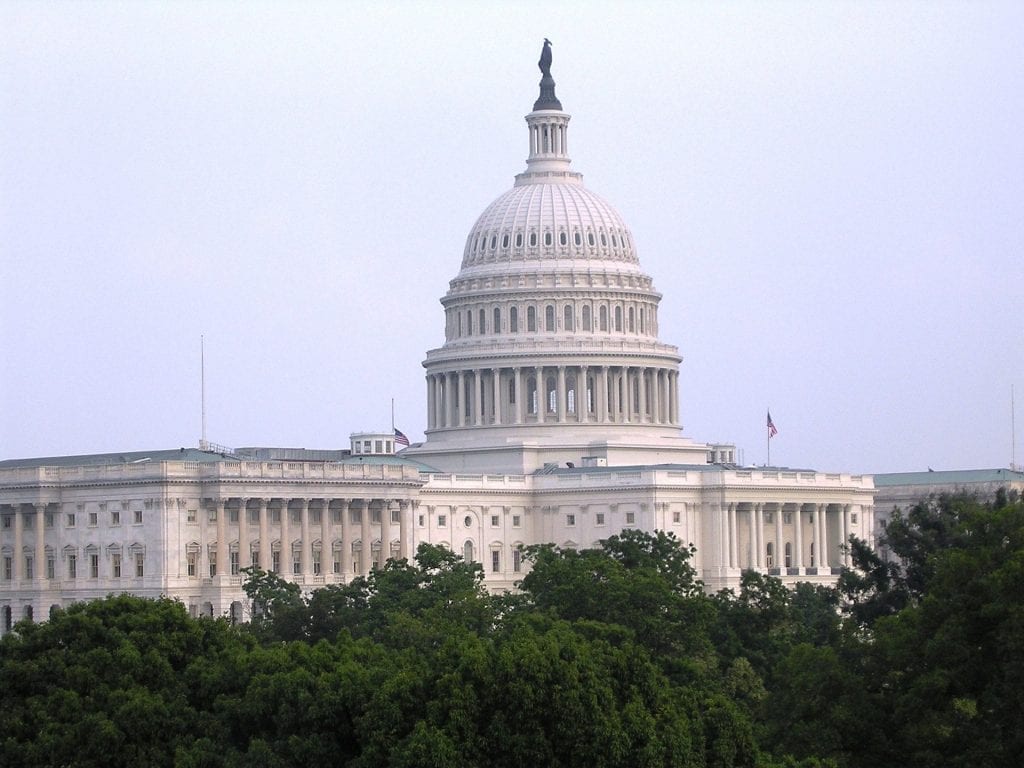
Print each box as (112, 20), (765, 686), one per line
(579, 365), (589, 423)
(638, 367), (648, 423)
(492, 368), (502, 425)
(398, 500), (410, 561)
(514, 367), (523, 424)
(215, 499), (228, 577)
(237, 498), (248, 574)
(34, 504), (46, 583)
(728, 502), (738, 568)
(359, 499), (371, 574)
(557, 366), (567, 422)
(13, 506), (24, 581)
(258, 499), (271, 570)
(535, 367), (545, 423)
(774, 504), (784, 570)
(299, 499), (311, 577)
(338, 499), (350, 575)
(794, 505), (804, 570)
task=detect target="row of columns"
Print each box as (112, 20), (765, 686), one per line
(0, 503), (46, 583)
(719, 502), (856, 572)
(426, 365), (679, 430)
(207, 497), (414, 580)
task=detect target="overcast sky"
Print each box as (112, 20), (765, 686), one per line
(2, 1), (1022, 474)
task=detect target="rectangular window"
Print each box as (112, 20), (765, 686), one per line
(134, 509), (143, 524)
(765, 512), (773, 524)
(23, 515), (32, 530)
(1, 516), (10, 529)
(250, 509), (260, 525)
(230, 551), (240, 576)
(375, 440), (383, 453)
(672, 510), (681, 523)
(135, 553), (144, 578)
(313, 550), (321, 575)
(68, 554), (77, 579)
(333, 554), (341, 574)
(187, 553), (197, 577)
(596, 512), (605, 525)
(209, 507), (218, 522)
(209, 554), (217, 577)
(251, 550), (259, 568)
(783, 512), (793, 525)
(512, 548), (521, 572)
(89, 512), (98, 526)
(272, 551), (281, 573)
(25, 556), (33, 580)
(566, 514), (576, 527)
(491, 550), (500, 573)
(90, 554), (99, 578)
(229, 508), (239, 523)
(292, 557), (301, 575)
(332, 508), (342, 524)
(851, 513), (858, 524)
(312, 509), (321, 524)
(391, 509), (401, 524)
(418, 514), (425, 527)
(491, 515), (500, 527)
(438, 514), (447, 528)
(67, 513), (76, 527)
(512, 515), (521, 528)
(371, 509), (381, 524)
(46, 513), (54, 528)
(112, 554), (121, 578)
(47, 556), (55, 580)
(625, 512), (635, 525)
(111, 511), (120, 526)
(291, 509), (300, 524)
(187, 508), (197, 523)
(272, 508), (281, 523)
(3, 556), (12, 580)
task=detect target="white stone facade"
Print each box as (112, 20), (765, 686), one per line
(0, 51), (875, 632)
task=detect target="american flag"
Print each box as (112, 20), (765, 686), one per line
(393, 428), (410, 447)
(767, 411), (778, 438)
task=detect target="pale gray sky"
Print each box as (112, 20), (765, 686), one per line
(2, 1), (1022, 474)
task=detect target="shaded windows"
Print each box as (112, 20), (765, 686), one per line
(479, 308), (486, 334)
(628, 306), (635, 332)
(493, 307), (501, 333)
(573, 231), (582, 246)
(582, 305), (592, 331)
(510, 306), (519, 332)
(515, 233), (523, 247)
(545, 305), (555, 331)
(527, 306), (537, 332)
(599, 305), (608, 331)
(563, 304), (574, 331)
(559, 231), (567, 246)
(530, 232), (537, 247)
(544, 232), (552, 246)
(614, 306), (623, 331)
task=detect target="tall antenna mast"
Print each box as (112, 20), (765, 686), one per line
(1012, 383), (1017, 471)
(200, 335), (207, 450)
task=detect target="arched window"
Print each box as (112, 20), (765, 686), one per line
(490, 234), (497, 249)
(463, 540), (474, 563)
(766, 542), (774, 569)
(544, 232), (552, 246)
(546, 376), (557, 413)
(515, 232), (523, 247)
(640, 306), (646, 334)
(527, 376), (538, 414)
(559, 231), (567, 246)
(527, 306), (537, 332)
(784, 542), (792, 568)
(587, 232), (595, 246)
(599, 305), (608, 331)
(582, 305), (592, 331)
(573, 231), (582, 246)
(563, 304), (574, 331)
(479, 308), (486, 334)
(508, 378), (516, 405)
(600, 231), (607, 246)
(567, 375), (577, 414)
(614, 306), (623, 332)
(501, 233), (509, 248)
(628, 306), (635, 332)
(457, 312), (463, 337)
(545, 305), (555, 332)
(530, 232), (537, 247)
(466, 310), (473, 336)
(493, 307), (501, 334)
(510, 306), (519, 332)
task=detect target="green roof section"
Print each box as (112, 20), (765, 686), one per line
(873, 468), (1024, 487)
(0, 448), (237, 470)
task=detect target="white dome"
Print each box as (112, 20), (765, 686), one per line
(460, 182), (639, 269)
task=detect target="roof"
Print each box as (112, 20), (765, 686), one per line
(873, 468), (1024, 487)
(535, 462), (820, 476)
(0, 448), (235, 470)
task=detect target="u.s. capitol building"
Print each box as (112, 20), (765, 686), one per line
(0, 46), (875, 632)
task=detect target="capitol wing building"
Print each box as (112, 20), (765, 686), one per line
(0, 49), (874, 632)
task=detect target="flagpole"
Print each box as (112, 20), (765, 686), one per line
(767, 413), (770, 467)
(391, 398), (395, 432)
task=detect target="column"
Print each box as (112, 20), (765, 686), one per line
(457, 371), (466, 427)
(755, 503), (765, 569)
(237, 498), (249, 575)
(513, 368), (523, 424)
(794, 505), (804, 570)
(215, 499), (227, 577)
(598, 366), (609, 423)
(842, 504), (851, 567)
(280, 499), (290, 575)
(34, 504), (45, 583)
(338, 499), (351, 576)
(360, 499), (371, 574)
(579, 365), (589, 423)
(728, 503), (737, 568)
(474, 369), (483, 426)
(321, 499), (332, 576)
(398, 500), (410, 561)
(445, 372), (455, 428)
(556, 366), (567, 422)
(377, 501), (390, 570)
(638, 367), (648, 423)
(492, 368), (502, 425)
(651, 370), (662, 424)
(535, 367), (545, 423)
(299, 499), (311, 577)
(748, 506), (757, 568)
(426, 376), (435, 430)
(258, 499), (270, 570)
(818, 504), (829, 570)
(774, 504), (784, 571)
(13, 505), (23, 581)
